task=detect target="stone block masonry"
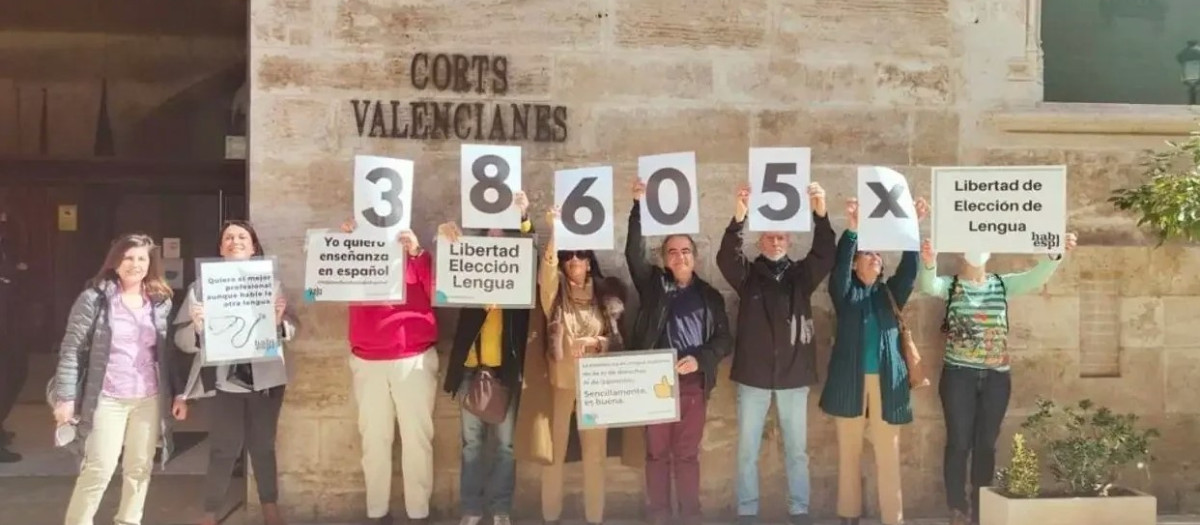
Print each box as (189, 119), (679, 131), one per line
(249, 0), (1200, 521)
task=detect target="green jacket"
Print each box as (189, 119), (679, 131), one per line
(818, 231), (918, 425)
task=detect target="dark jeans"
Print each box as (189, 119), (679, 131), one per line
(204, 387), (286, 513)
(940, 364), (1011, 519)
(645, 373), (707, 520)
(458, 374), (518, 516)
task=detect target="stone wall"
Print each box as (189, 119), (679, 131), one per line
(248, 0), (1200, 521)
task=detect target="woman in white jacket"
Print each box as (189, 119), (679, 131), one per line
(173, 220), (297, 525)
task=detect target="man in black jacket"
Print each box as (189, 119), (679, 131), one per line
(626, 180), (733, 525)
(716, 183), (835, 525)
(0, 211), (23, 463)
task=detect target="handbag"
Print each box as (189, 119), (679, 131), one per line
(883, 286), (931, 389)
(461, 345), (510, 425)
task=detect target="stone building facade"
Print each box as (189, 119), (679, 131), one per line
(248, 0), (1200, 521)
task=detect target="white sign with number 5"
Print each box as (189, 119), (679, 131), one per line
(461, 144), (522, 230)
(638, 152), (699, 236)
(353, 155), (414, 239)
(554, 167), (614, 251)
(748, 147), (812, 232)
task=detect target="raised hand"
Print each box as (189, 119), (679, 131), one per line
(437, 221), (462, 243)
(809, 182), (827, 217)
(915, 197), (930, 222)
(734, 185), (750, 222)
(340, 219), (356, 234)
(920, 238), (935, 266)
(514, 190), (529, 218)
(1065, 232), (1078, 252)
(632, 179), (646, 201)
(846, 198), (860, 231)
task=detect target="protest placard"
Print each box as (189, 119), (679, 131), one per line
(576, 349), (681, 430)
(857, 166), (920, 251)
(931, 165), (1067, 254)
(433, 235), (536, 308)
(195, 257), (280, 365)
(303, 230), (405, 303)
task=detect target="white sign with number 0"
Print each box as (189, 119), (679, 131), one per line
(354, 155), (414, 239)
(554, 167), (614, 251)
(461, 144), (522, 230)
(748, 147), (812, 232)
(638, 152), (699, 236)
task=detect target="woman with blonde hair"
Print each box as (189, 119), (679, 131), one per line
(52, 233), (188, 525)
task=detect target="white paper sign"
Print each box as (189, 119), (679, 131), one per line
(931, 165), (1068, 254)
(748, 147), (812, 232)
(857, 166), (920, 251)
(554, 166), (615, 251)
(638, 152), (699, 236)
(354, 155), (414, 239)
(162, 237), (181, 259)
(576, 349), (682, 429)
(196, 258), (280, 365)
(434, 235), (536, 308)
(163, 258), (184, 290)
(461, 144), (522, 230)
(302, 229), (406, 303)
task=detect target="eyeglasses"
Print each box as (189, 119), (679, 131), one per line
(558, 250), (591, 260)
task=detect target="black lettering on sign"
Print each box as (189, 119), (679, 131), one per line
(361, 167), (405, 228)
(867, 182), (907, 218)
(759, 163), (801, 221)
(469, 155), (514, 214)
(561, 177), (604, 236)
(645, 168), (691, 225)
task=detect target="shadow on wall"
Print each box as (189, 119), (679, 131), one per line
(129, 62), (246, 161)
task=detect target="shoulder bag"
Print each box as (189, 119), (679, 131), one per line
(461, 332), (511, 425)
(883, 286), (931, 389)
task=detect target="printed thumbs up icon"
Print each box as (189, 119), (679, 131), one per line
(653, 376), (674, 399)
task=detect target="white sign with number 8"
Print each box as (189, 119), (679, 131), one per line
(748, 147), (812, 232)
(460, 144), (522, 230)
(353, 155), (414, 240)
(554, 166), (614, 251)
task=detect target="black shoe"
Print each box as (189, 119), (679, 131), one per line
(0, 447), (20, 463)
(0, 429), (12, 446)
(368, 513), (393, 525)
(788, 514), (812, 525)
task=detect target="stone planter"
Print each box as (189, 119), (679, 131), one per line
(979, 486), (1156, 525)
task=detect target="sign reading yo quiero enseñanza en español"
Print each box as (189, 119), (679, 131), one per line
(303, 230), (406, 303)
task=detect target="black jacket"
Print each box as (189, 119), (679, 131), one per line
(624, 201), (734, 398)
(444, 306), (532, 396)
(716, 215), (836, 390)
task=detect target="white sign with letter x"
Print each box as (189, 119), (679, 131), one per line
(857, 166), (920, 252)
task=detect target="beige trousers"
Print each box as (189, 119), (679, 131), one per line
(541, 387), (608, 523)
(64, 394), (161, 525)
(835, 374), (903, 525)
(350, 350), (439, 519)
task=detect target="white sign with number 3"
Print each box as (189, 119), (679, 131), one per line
(461, 144), (522, 230)
(748, 147), (812, 232)
(554, 167), (614, 251)
(354, 155), (414, 240)
(638, 152), (699, 236)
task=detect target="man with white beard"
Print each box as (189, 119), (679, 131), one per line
(716, 182), (836, 525)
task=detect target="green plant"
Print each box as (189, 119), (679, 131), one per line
(997, 433), (1040, 498)
(1020, 398), (1159, 497)
(1109, 125), (1200, 245)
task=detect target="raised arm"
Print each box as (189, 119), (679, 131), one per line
(1000, 256), (1063, 296)
(539, 209), (560, 317)
(716, 218), (750, 288)
(624, 198), (654, 291)
(789, 212), (836, 292)
(54, 288), (101, 404)
(829, 230), (858, 308)
(886, 250), (920, 307)
(916, 238), (951, 299)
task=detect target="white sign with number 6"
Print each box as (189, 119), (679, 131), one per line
(638, 152), (699, 236)
(461, 144), (522, 230)
(554, 166), (614, 251)
(353, 155), (414, 240)
(748, 147), (812, 232)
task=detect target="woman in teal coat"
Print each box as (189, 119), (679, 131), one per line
(819, 196), (927, 525)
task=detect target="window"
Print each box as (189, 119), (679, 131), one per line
(1041, 0), (1200, 105)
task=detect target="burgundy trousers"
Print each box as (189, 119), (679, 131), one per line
(645, 373), (707, 520)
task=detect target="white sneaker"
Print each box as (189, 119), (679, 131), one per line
(493, 515), (512, 525)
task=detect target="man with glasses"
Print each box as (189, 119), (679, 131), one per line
(625, 180), (733, 525)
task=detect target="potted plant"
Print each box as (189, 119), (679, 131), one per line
(981, 398), (1159, 525)
(1109, 124), (1200, 244)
